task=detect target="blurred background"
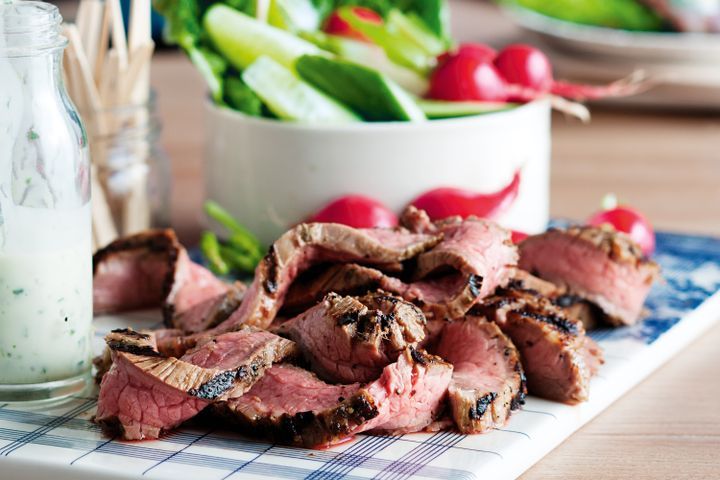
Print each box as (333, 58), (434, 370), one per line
(53, 0), (720, 246)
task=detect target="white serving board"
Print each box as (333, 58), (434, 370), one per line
(1, 230), (720, 480)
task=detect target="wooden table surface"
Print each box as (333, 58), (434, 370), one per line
(148, 1), (720, 478)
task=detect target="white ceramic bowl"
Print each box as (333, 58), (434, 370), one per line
(205, 99), (551, 245)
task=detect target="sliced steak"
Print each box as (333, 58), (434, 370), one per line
(218, 347), (452, 447)
(519, 226), (660, 325)
(96, 328), (295, 440)
(477, 287), (604, 404)
(93, 229), (232, 326)
(163, 262), (231, 323)
(157, 224), (440, 356)
(171, 282), (246, 334)
(400, 207), (518, 319)
(93, 229), (185, 315)
(435, 316), (525, 434)
(277, 292), (425, 383)
(283, 264), (401, 313)
(362, 348), (452, 435)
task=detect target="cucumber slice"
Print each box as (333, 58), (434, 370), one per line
(204, 4), (322, 71)
(417, 99), (517, 118)
(299, 31), (429, 96)
(268, 0), (321, 32)
(242, 56), (360, 123)
(338, 7), (434, 74)
(296, 55), (426, 122)
(386, 10), (446, 56)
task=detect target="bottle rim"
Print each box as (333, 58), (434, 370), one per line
(0, 1), (65, 56)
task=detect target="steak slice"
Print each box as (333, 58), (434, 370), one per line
(96, 328), (296, 440)
(277, 292), (426, 383)
(477, 287), (604, 404)
(283, 264), (401, 313)
(93, 229), (232, 326)
(400, 207), (518, 319)
(218, 348), (452, 447)
(171, 282), (246, 334)
(157, 224), (440, 356)
(519, 226), (660, 325)
(164, 262), (231, 323)
(435, 316), (525, 434)
(93, 229), (185, 315)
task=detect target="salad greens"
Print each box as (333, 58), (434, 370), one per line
(507, 0), (665, 31)
(296, 55), (426, 121)
(154, 0), (510, 122)
(243, 55), (361, 121)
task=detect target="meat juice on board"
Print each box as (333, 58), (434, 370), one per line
(0, 1), (92, 400)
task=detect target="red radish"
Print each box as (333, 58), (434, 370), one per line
(428, 54), (508, 102)
(587, 197), (655, 256)
(409, 170), (521, 221)
(494, 44), (553, 95)
(324, 7), (383, 42)
(511, 230), (529, 244)
(493, 43), (645, 102)
(308, 195), (398, 229)
(437, 43), (497, 66)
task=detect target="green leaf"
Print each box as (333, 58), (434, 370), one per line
(188, 45), (227, 102)
(223, 75), (264, 116)
(401, 0), (451, 42)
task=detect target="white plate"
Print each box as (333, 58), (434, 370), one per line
(505, 6), (720, 62)
(503, 7), (720, 109)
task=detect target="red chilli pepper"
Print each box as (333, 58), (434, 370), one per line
(409, 170), (521, 221)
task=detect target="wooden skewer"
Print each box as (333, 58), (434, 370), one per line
(64, 0), (157, 240)
(93, 0), (112, 84)
(90, 165), (119, 247)
(120, 42), (154, 105)
(107, 0), (129, 71)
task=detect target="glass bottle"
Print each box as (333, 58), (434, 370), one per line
(0, 1), (93, 402)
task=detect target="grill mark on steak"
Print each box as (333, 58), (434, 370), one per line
(262, 245), (280, 295)
(468, 274), (483, 298)
(478, 287), (603, 404)
(105, 328), (160, 357)
(277, 292), (426, 383)
(516, 309), (579, 335)
(468, 392), (497, 420)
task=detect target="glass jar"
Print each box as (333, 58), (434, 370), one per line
(0, 1), (93, 401)
(81, 95), (171, 243)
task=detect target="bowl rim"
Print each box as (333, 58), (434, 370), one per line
(205, 97), (551, 133)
